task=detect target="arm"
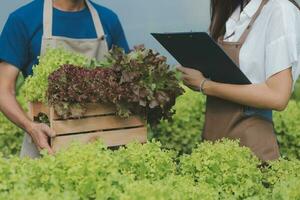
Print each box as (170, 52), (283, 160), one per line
(0, 62), (55, 154)
(177, 66), (293, 111)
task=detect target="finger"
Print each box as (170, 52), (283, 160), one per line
(36, 144), (42, 151)
(39, 139), (54, 155)
(176, 66), (189, 74)
(34, 134), (54, 154)
(41, 124), (56, 137)
(183, 82), (198, 91)
(44, 145), (55, 155)
(183, 79), (192, 87)
(30, 133), (43, 151)
(182, 75), (191, 80)
(182, 79), (197, 89)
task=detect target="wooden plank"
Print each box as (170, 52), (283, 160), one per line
(52, 115), (146, 135)
(50, 106), (55, 130)
(28, 102), (50, 120)
(51, 127), (148, 152)
(51, 103), (116, 120)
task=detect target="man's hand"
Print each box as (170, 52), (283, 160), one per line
(0, 62), (56, 155)
(26, 122), (56, 155)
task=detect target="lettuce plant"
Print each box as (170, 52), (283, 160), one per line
(47, 46), (183, 122)
(22, 48), (105, 103)
(179, 139), (266, 199)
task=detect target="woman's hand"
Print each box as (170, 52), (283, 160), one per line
(176, 66), (206, 91)
(177, 65), (293, 111)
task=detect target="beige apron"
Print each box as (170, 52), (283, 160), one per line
(203, 0), (280, 161)
(20, 0), (109, 158)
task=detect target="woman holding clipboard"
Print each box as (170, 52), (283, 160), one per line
(177, 0), (300, 161)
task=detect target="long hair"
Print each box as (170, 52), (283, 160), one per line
(209, 0), (300, 40)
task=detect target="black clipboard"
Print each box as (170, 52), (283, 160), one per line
(151, 32), (251, 85)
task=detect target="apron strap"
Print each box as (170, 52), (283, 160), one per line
(43, 0), (53, 39)
(43, 0), (105, 39)
(238, 0), (268, 44)
(85, 0), (105, 39)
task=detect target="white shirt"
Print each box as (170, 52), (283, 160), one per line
(224, 0), (300, 86)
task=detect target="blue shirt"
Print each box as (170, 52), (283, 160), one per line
(0, 0), (129, 77)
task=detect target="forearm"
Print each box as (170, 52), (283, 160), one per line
(204, 81), (290, 111)
(178, 62), (292, 111)
(0, 89), (32, 132)
(0, 62), (55, 153)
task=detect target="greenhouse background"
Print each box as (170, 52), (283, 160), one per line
(0, 0), (211, 63)
(1, 0), (300, 62)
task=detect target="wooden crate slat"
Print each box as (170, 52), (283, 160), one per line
(52, 115), (145, 135)
(52, 127), (148, 152)
(52, 103), (116, 120)
(29, 102), (147, 151)
(28, 102), (50, 120)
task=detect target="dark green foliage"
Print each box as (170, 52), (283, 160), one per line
(106, 46), (184, 121)
(151, 87), (206, 154)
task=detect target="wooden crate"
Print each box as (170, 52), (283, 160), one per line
(28, 102), (147, 152)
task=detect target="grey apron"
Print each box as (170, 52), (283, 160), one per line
(20, 0), (109, 158)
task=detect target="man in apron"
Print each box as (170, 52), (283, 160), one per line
(0, 0), (129, 158)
